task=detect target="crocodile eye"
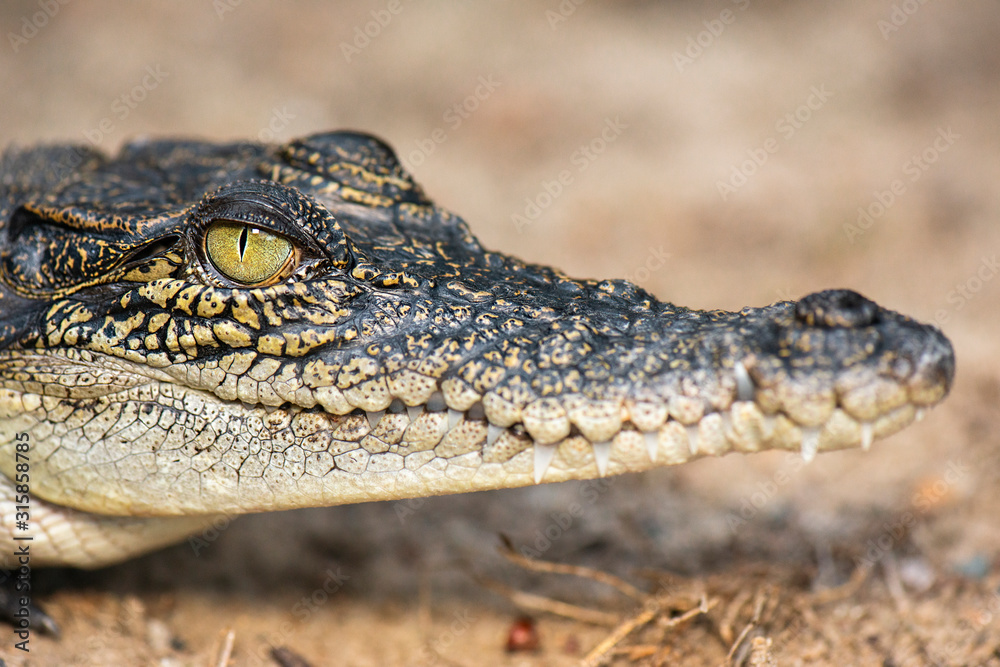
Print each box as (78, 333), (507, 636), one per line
(204, 220), (294, 286)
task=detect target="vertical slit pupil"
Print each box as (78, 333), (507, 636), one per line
(238, 225), (249, 260)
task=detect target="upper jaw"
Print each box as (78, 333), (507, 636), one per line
(143, 287), (953, 471)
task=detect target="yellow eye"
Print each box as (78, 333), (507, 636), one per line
(204, 221), (294, 286)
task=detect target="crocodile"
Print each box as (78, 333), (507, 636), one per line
(0, 130), (954, 569)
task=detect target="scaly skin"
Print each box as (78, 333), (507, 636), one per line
(0, 132), (954, 567)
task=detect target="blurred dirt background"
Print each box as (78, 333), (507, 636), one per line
(1, 1), (999, 665)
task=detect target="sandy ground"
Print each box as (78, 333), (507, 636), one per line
(1, 2), (999, 665)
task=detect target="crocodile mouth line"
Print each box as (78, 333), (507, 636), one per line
(2, 346), (939, 490)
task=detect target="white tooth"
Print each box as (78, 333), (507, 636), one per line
(686, 425), (700, 455)
(406, 405), (423, 421)
(592, 440), (612, 476)
(534, 444), (558, 484)
(644, 432), (659, 462)
(448, 409), (463, 429)
(860, 422), (874, 451)
(734, 360), (755, 401)
(915, 408), (926, 422)
(801, 427), (820, 462)
(367, 410), (385, 430)
(487, 423), (503, 446)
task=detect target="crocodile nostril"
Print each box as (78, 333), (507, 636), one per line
(794, 289), (879, 328)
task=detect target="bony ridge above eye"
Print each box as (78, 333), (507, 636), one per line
(204, 219), (294, 286)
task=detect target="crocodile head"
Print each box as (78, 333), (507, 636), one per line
(0, 131), (954, 565)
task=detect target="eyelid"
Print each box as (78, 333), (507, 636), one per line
(192, 182), (320, 251)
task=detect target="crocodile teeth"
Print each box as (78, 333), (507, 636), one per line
(686, 425), (700, 455)
(448, 409), (463, 429)
(534, 444), (558, 484)
(915, 408), (926, 422)
(860, 422), (873, 451)
(800, 427), (820, 462)
(592, 440), (612, 476)
(734, 360), (755, 401)
(644, 432), (659, 462)
(406, 405), (424, 421)
(367, 410), (385, 430)
(487, 423), (503, 446)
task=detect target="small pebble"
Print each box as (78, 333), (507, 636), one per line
(505, 616), (540, 653)
(953, 553), (991, 580)
(898, 556), (935, 592)
(146, 618), (173, 654)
